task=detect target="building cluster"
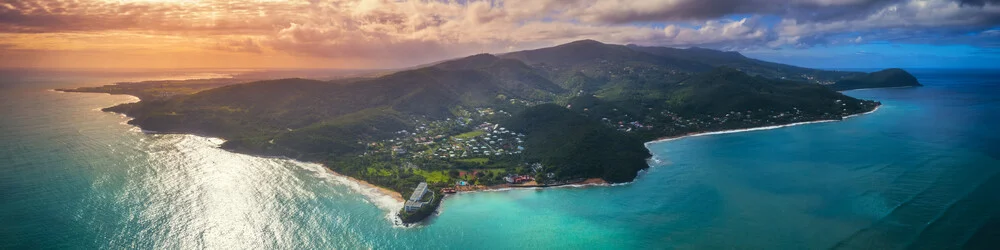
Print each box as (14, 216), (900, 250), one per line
(652, 108), (819, 132)
(359, 108), (527, 165)
(637, 101), (877, 135)
(602, 118), (653, 132)
(503, 174), (534, 184)
(432, 123), (525, 159)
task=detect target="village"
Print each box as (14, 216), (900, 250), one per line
(393, 100), (879, 218)
(585, 100), (877, 136)
(358, 107), (553, 193)
(362, 107), (527, 161)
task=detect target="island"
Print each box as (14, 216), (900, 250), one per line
(61, 40), (921, 224)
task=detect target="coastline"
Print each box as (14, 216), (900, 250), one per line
(645, 104), (882, 146)
(321, 167), (405, 203)
(451, 178), (610, 194)
(60, 86), (885, 226)
(838, 86), (916, 92)
(53, 89), (406, 202)
(55, 89), (412, 224)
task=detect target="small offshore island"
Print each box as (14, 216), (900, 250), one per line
(60, 40), (920, 224)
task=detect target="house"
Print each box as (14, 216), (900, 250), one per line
(392, 146), (407, 155)
(503, 175), (534, 184)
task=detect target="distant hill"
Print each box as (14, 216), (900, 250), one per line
(827, 68), (922, 91)
(663, 67), (873, 115)
(496, 40), (917, 102)
(81, 39), (910, 201)
(625, 44), (866, 84)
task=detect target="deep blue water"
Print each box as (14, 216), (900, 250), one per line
(2, 69), (999, 249)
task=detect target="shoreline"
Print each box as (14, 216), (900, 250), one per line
(839, 86), (917, 92)
(59, 89), (410, 225)
(451, 178), (609, 194)
(645, 104), (882, 146)
(61, 87), (886, 226)
(53, 89), (407, 203)
(321, 167), (405, 203)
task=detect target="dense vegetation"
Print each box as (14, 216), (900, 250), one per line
(57, 78), (248, 101)
(74, 39), (919, 223)
(503, 104), (651, 183)
(828, 68), (922, 91)
(626, 44), (867, 84)
(661, 67), (875, 115)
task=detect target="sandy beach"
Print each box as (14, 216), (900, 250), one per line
(577, 178), (608, 185)
(646, 104), (882, 145)
(321, 166), (405, 203)
(451, 177), (610, 194)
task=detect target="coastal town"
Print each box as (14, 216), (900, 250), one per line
(371, 98), (880, 190)
(359, 106), (551, 190)
(381, 98), (881, 223)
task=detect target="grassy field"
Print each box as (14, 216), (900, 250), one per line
(455, 157), (489, 164)
(414, 169), (450, 184)
(454, 130), (485, 139)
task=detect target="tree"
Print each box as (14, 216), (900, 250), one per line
(448, 169), (460, 179)
(534, 172), (548, 184)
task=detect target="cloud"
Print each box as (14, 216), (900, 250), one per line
(770, 0), (1000, 47)
(0, 0), (304, 33)
(532, 0), (900, 23)
(0, 0), (999, 68)
(959, 0), (1000, 6)
(211, 38), (263, 53)
(657, 17), (772, 48)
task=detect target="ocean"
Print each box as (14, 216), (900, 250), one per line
(2, 69), (998, 249)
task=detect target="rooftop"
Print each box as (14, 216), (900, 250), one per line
(408, 182), (428, 201)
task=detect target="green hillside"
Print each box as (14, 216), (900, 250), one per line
(503, 104), (651, 183)
(828, 68), (922, 91)
(86, 39), (914, 208)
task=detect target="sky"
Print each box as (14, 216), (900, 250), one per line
(0, 0), (998, 69)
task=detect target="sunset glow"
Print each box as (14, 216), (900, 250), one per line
(1, 0), (998, 69)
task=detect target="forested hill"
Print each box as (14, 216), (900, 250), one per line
(83, 39), (915, 199)
(828, 68), (923, 91)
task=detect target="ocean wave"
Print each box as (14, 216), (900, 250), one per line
(295, 162), (406, 227)
(844, 105), (881, 119)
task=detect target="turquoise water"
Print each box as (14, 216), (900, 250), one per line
(2, 69), (999, 249)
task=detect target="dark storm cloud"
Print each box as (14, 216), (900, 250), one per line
(959, 0), (1000, 6)
(558, 0), (901, 24)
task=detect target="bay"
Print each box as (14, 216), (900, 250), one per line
(2, 69), (998, 249)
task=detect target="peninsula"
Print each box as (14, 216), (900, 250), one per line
(62, 40), (920, 224)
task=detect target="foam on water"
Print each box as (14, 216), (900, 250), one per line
(294, 161), (407, 226)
